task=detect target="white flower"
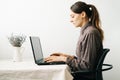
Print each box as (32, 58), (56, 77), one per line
(8, 33), (26, 47)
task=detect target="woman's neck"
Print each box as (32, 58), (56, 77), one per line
(81, 19), (89, 27)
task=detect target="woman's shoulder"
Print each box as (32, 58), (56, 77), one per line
(85, 25), (99, 34)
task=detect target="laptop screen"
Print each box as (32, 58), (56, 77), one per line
(30, 36), (44, 63)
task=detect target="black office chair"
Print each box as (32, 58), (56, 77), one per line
(71, 48), (113, 80)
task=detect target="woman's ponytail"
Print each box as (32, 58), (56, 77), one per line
(89, 4), (104, 41)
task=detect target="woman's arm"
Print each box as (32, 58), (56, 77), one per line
(66, 31), (102, 71)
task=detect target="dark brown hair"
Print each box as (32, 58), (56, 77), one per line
(71, 1), (104, 41)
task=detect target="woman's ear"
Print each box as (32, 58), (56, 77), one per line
(81, 11), (86, 18)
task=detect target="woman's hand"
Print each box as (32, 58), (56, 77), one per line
(44, 55), (67, 62)
(45, 52), (75, 62)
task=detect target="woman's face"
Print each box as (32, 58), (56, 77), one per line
(70, 11), (83, 27)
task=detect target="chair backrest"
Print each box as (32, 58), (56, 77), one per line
(96, 48), (110, 71)
(71, 48), (112, 80)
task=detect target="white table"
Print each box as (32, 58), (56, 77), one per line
(0, 60), (73, 80)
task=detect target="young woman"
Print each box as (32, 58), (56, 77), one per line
(45, 1), (103, 73)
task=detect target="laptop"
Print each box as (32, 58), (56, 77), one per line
(29, 36), (66, 65)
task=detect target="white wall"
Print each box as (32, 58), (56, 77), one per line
(0, 0), (120, 79)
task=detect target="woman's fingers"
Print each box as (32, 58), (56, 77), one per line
(44, 56), (56, 61)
